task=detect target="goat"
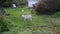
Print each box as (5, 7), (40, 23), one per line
(22, 14), (32, 21)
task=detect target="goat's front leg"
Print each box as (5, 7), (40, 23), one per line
(30, 18), (32, 21)
(24, 18), (26, 21)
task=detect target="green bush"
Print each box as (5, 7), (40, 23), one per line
(50, 12), (60, 18)
(35, 0), (60, 15)
(0, 15), (9, 33)
(0, 0), (12, 7)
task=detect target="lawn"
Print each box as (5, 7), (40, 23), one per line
(2, 7), (60, 34)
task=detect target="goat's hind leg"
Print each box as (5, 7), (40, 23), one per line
(30, 18), (32, 21)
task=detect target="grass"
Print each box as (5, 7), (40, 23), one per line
(50, 12), (60, 18)
(2, 7), (60, 34)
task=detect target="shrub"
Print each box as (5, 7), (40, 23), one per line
(0, 0), (12, 7)
(50, 12), (60, 18)
(0, 15), (9, 33)
(35, 0), (60, 15)
(0, 9), (9, 33)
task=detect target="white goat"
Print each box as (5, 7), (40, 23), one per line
(22, 14), (32, 21)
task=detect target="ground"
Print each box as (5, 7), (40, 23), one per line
(2, 7), (60, 34)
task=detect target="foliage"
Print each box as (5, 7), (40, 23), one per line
(12, 0), (28, 6)
(35, 0), (60, 15)
(0, 8), (10, 33)
(50, 12), (60, 18)
(0, 0), (12, 7)
(0, 15), (9, 33)
(0, 0), (27, 7)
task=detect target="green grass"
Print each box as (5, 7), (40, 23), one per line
(2, 7), (60, 34)
(5, 7), (48, 26)
(50, 12), (60, 18)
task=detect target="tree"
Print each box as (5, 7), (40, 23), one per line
(35, 0), (60, 15)
(12, 0), (28, 6)
(0, 0), (12, 7)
